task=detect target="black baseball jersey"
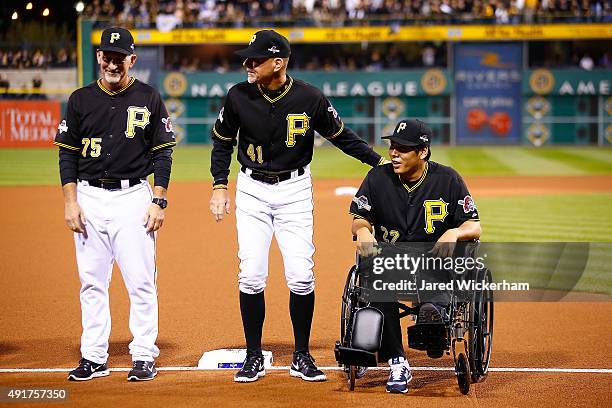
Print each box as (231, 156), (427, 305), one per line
(210, 76), (382, 186)
(350, 162), (479, 242)
(54, 77), (176, 180)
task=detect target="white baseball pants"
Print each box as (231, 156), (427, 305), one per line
(74, 180), (159, 364)
(235, 167), (315, 295)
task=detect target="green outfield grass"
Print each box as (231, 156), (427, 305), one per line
(1, 145), (611, 185)
(1, 146), (611, 243)
(478, 193), (612, 242)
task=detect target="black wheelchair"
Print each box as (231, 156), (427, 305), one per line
(334, 243), (494, 395)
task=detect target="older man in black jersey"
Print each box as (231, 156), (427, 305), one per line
(55, 27), (175, 382)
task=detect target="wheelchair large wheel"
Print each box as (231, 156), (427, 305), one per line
(340, 265), (361, 344)
(469, 268), (494, 383)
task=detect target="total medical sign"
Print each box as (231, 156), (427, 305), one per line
(0, 101), (61, 147)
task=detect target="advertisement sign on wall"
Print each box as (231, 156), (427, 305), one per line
(0, 101), (61, 147)
(455, 43), (522, 144)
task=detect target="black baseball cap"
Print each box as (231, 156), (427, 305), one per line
(98, 27), (135, 55)
(235, 30), (291, 59)
(383, 119), (432, 159)
(382, 119), (432, 147)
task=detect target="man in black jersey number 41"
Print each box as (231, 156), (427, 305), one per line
(349, 119), (481, 394)
(209, 30), (384, 383)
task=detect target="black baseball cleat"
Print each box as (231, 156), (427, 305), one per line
(234, 351), (265, 383)
(127, 360), (157, 381)
(67, 358), (110, 381)
(290, 351), (327, 382)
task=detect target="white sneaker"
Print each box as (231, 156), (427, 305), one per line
(386, 357), (412, 394)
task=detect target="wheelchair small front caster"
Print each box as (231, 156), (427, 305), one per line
(347, 365), (356, 391)
(456, 353), (471, 395)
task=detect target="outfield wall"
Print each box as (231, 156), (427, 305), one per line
(156, 67), (611, 146)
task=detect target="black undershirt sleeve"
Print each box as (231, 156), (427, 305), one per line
(152, 147), (173, 189)
(58, 148), (79, 186)
(210, 136), (236, 187)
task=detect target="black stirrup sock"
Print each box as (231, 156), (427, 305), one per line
(239, 291), (265, 353)
(290, 291), (315, 353)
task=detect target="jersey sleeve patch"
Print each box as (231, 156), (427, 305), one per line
(352, 195), (372, 211)
(458, 195), (477, 213)
(161, 117), (174, 133)
(58, 120), (68, 134)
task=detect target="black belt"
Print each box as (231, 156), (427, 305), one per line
(82, 178), (143, 190)
(241, 166), (305, 185)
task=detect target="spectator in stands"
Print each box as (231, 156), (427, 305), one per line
(422, 44), (436, 67)
(80, 0), (611, 27)
(214, 56), (231, 73)
(366, 50), (385, 71)
(221, 2), (246, 27)
(56, 48), (70, 67)
(0, 74), (9, 99)
(494, 0), (510, 23)
(156, 2), (182, 32)
(482, 0), (495, 20)
(32, 49), (47, 68)
(102, 0), (115, 16)
(579, 53), (594, 71)
(385, 45), (406, 69)
(30, 75), (46, 100)
(198, 0), (218, 26)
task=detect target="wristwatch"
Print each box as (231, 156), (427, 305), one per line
(152, 197), (168, 209)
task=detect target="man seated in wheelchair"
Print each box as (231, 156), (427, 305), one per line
(349, 118), (481, 394)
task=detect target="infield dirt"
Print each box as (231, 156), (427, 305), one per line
(0, 176), (610, 407)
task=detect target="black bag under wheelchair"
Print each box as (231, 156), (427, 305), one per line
(334, 242), (494, 394)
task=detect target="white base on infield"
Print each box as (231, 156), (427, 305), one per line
(197, 349), (273, 369)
